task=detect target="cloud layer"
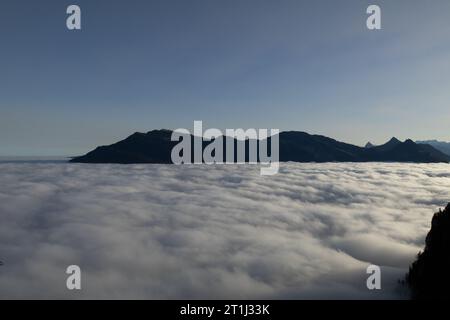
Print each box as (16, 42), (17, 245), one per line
(1, 162), (450, 299)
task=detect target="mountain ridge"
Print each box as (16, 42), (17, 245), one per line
(70, 130), (450, 164)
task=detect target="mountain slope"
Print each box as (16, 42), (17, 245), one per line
(71, 130), (176, 164)
(416, 140), (450, 157)
(70, 130), (450, 164)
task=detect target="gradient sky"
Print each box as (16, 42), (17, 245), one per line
(1, 0), (450, 156)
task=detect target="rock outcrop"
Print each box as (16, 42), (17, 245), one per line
(406, 203), (450, 299)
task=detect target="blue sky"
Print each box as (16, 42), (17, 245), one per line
(1, 0), (450, 156)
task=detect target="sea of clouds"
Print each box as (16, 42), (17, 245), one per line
(1, 162), (450, 299)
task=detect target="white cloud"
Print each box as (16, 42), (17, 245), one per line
(0, 162), (449, 299)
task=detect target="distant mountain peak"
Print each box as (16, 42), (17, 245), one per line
(388, 137), (401, 144)
(365, 142), (375, 148)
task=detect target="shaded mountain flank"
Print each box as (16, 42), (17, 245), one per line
(70, 130), (450, 164)
(417, 140), (450, 157)
(406, 203), (450, 300)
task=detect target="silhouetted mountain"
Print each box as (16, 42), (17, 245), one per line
(365, 142), (375, 148)
(406, 203), (450, 300)
(417, 140), (450, 157)
(278, 132), (368, 162)
(70, 129), (176, 164)
(70, 130), (450, 164)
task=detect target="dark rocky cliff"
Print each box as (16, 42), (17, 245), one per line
(406, 203), (450, 299)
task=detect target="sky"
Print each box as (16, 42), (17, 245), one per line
(1, 0), (450, 156)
